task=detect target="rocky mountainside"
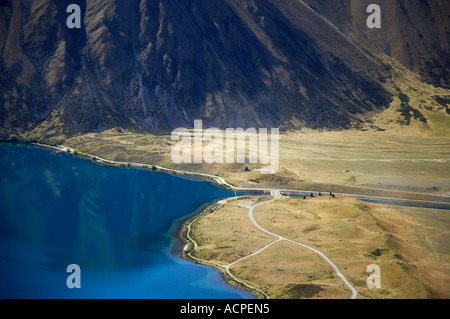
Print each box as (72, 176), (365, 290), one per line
(302, 0), (450, 88)
(0, 0), (448, 139)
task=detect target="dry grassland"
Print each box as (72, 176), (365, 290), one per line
(187, 196), (450, 299)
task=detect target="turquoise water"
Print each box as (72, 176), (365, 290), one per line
(0, 143), (254, 299)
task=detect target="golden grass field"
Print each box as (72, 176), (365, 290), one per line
(61, 125), (450, 200)
(185, 196), (450, 299)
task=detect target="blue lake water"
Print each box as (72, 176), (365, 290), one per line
(0, 143), (254, 299)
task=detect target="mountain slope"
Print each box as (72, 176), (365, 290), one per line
(302, 0), (450, 88)
(0, 0), (446, 139)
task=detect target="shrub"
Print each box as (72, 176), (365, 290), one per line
(371, 249), (382, 257)
(286, 284), (322, 299)
(398, 92), (409, 103)
(9, 135), (19, 142)
(380, 289), (391, 296)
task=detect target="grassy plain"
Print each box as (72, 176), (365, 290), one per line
(61, 126), (450, 201)
(186, 196), (450, 299)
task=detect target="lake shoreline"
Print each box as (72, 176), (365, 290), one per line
(0, 142), (256, 298)
(1, 140), (274, 197)
(17, 141), (265, 298)
(174, 196), (263, 299)
(169, 201), (217, 258)
(6, 141), (449, 208)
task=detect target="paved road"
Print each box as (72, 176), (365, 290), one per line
(50, 144), (450, 210)
(280, 190), (450, 210)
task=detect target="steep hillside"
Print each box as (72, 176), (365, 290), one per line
(0, 0), (447, 139)
(302, 0), (450, 88)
